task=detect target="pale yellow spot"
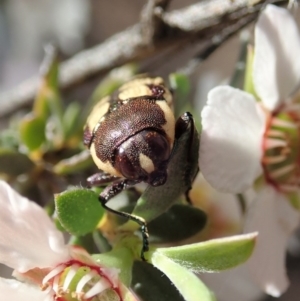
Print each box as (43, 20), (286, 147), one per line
(156, 100), (175, 147)
(118, 77), (173, 107)
(118, 86), (153, 100)
(90, 143), (122, 177)
(119, 77), (164, 91)
(163, 88), (173, 108)
(139, 153), (155, 173)
(86, 96), (110, 131)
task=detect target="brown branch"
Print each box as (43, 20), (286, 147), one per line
(140, 0), (172, 43)
(0, 0), (288, 117)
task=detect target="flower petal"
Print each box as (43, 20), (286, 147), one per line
(201, 264), (264, 301)
(0, 278), (52, 301)
(253, 4), (300, 110)
(0, 181), (70, 272)
(244, 186), (299, 297)
(199, 86), (264, 193)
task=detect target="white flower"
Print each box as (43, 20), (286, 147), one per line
(189, 173), (243, 240)
(199, 4), (300, 297)
(0, 180), (134, 301)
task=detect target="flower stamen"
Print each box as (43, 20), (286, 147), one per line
(43, 264), (66, 286)
(262, 155), (287, 164)
(85, 278), (111, 299)
(280, 184), (299, 192)
(271, 118), (297, 129)
(40, 259), (122, 301)
(267, 129), (286, 139)
(265, 138), (288, 149)
(269, 164), (295, 178)
(262, 102), (300, 197)
(76, 272), (95, 293)
(53, 275), (60, 293)
(63, 264), (79, 291)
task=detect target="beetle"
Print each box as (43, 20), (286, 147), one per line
(84, 76), (196, 260)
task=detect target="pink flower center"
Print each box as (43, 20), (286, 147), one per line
(262, 102), (300, 201)
(42, 259), (122, 301)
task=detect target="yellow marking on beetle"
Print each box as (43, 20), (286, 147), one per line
(139, 153), (155, 173)
(156, 100), (175, 147)
(119, 77), (165, 91)
(162, 88), (173, 107)
(118, 77), (173, 107)
(86, 96), (110, 131)
(90, 143), (122, 177)
(118, 86), (153, 100)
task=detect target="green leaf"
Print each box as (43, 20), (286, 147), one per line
(0, 129), (19, 150)
(53, 150), (93, 175)
(0, 148), (35, 176)
(169, 73), (191, 118)
(33, 46), (65, 147)
(19, 114), (46, 151)
(147, 204), (207, 243)
(154, 232), (257, 273)
(62, 102), (82, 140)
(151, 252), (215, 301)
(120, 114), (200, 232)
(55, 188), (105, 236)
(131, 261), (186, 301)
(34, 46), (62, 119)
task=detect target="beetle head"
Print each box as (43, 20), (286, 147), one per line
(114, 129), (171, 186)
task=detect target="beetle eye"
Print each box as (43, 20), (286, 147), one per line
(114, 130), (171, 185)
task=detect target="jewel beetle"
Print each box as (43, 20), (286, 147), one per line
(84, 76), (197, 260)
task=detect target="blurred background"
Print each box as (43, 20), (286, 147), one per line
(0, 1), (300, 301)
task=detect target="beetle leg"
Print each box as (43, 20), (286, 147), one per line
(174, 112), (199, 204)
(174, 112), (194, 147)
(87, 172), (120, 187)
(99, 179), (149, 261)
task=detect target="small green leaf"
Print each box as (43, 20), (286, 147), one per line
(151, 252), (215, 301)
(53, 150), (93, 175)
(132, 261), (186, 301)
(55, 188), (104, 236)
(154, 232), (257, 273)
(33, 46), (65, 146)
(0, 129), (19, 150)
(34, 46), (62, 119)
(148, 204), (207, 243)
(62, 102), (82, 140)
(19, 114), (46, 151)
(169, 73), (191, 118)
(54, 217), (65, 232)
(0, 148), (35, 176)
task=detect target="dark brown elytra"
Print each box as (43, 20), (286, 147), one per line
(93, 98), (167, 164)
